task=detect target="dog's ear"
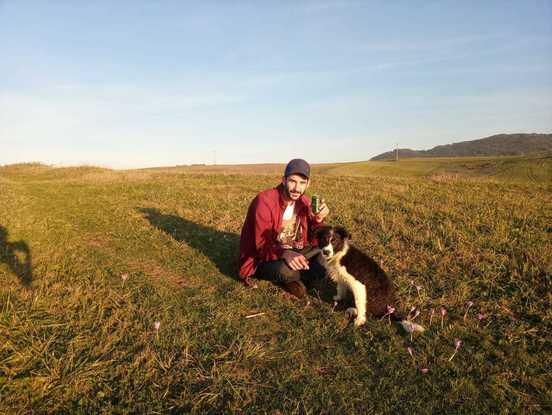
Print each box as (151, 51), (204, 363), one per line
(315, 225), (330, 239)
(335, 226), (351, 240)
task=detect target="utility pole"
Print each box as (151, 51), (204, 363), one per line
(395, 142), (399, 162)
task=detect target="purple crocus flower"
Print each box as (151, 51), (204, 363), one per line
(440, 306), (447, 328)
(429, 308), (435, 326)
(463, 301), (474, 321)
(448, 338), (462, 361)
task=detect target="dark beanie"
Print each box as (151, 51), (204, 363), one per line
(284, 158), (310, 179)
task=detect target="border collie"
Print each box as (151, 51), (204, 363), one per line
(317, 225), (425, 333)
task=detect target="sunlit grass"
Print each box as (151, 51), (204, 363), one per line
(316, 155), (552, 185)
(1, 161), (550, 413)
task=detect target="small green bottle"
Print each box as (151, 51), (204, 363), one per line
(311, 194), (320, 214)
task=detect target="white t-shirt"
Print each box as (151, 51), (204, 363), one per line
(282, 202), (295, 220)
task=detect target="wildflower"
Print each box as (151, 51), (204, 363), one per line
(154, 321), (161, 331)
(407, 346), (415, 361)
(121, 273), (129, 286)
(477, 313), (487, 324)
(429, 308), (435, 326)
(415, 285), (423, 298)
(408, 306), (417, 319)
(380, 305), (395, 324)
(448, 338), (462, 361)
(463, 301), (474, 321)
(411, 309), (421, 321)
(407, 307), (418, 339)
(420, 367), (429, 374)
(440, 306), (447, 329)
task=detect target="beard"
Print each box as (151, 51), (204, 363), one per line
(285, 185), (303, 200)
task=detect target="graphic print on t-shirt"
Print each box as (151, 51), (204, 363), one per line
(277, 203), (304, 249)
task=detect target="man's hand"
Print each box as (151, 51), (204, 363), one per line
(314, 200), (330, 223)
(282, 250), (310, 271)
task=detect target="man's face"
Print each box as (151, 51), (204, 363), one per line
(282, 174), (309, 201)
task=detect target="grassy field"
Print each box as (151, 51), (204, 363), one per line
(139, 154), (552, 187)
(1, 158), (551, 413)
(316, 155), (552, 184)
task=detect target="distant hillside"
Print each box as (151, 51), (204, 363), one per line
(371, 133), (552, 160)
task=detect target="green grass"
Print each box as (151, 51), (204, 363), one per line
(1, 160), (551, 413)
(314, 155), (552, 185)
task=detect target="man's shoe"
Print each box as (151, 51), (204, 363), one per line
(282, 280), (306, 299)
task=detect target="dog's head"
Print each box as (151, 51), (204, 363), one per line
(316, 225), (351, 259)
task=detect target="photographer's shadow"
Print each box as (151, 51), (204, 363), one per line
(138, 208), (240, 281)
(0, 225), (33, 287)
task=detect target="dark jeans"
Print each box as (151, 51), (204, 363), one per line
(255, 246), (327, 285)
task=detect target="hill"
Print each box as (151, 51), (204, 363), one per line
(371, 133), (552, 160)
(316, 155), (552, 186)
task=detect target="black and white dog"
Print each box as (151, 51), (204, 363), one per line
(317, 225), (424, 333)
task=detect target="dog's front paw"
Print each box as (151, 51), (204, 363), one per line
(345, 307), (358, 319)
(354, 316), (366, 327)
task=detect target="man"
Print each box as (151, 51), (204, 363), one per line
(238, 158), (330, 297)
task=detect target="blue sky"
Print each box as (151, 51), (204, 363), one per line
(1, 1), (551, 168)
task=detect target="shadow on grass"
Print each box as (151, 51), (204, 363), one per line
(138, 208), (240, 281)
(0, 225), (32, 287)
(308, 278), (339, 306)
(137, 208), (341, 307)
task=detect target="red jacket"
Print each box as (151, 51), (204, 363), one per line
(239, 184), (323, 279)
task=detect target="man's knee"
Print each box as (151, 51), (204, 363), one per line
(257, 260), (301, 283)
(276, 261), (301, 283)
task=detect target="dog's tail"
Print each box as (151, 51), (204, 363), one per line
(390, 315), (425, 333)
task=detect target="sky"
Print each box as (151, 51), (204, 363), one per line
(1, 0), (551, 168)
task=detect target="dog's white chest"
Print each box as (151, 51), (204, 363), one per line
(327, 261), (357, 289)
(327, 258), (368, 326)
